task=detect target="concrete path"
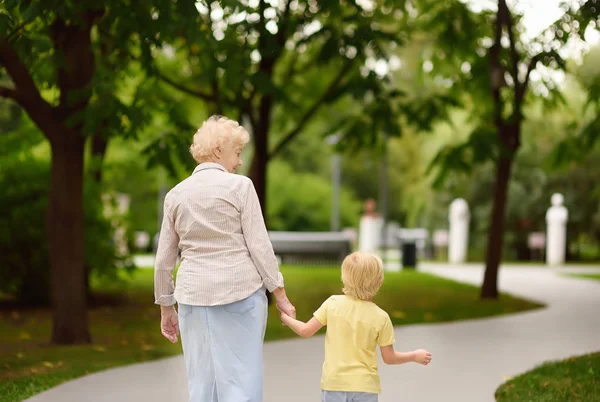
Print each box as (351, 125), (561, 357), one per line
(25, 264), (600, 402)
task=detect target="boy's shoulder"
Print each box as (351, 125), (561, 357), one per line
(371, 303), (392, 320)
(327, 295), (391, 317)
(327, 294), (346, 303)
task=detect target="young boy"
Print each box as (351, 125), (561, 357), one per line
(279, 251), (432, 402)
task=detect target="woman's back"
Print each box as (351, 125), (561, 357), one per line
(164, 163), (266, 306)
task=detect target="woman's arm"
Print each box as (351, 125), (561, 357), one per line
(154, 194), (180, 307)
(240, 179), (284, 292)
(280, 314), (323, 338)
(380, 345), (432, 365)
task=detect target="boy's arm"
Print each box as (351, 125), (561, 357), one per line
(380, 345), (432, 365)
(280, 313), (323, 338)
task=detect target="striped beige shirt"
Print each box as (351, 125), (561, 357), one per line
(154, 162), (284, 307)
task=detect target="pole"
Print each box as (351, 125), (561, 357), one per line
(327, 133), (342, 232)
(379, 131), (389, 263)
(331, 153), (341, 231)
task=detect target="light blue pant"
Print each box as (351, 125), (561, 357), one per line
(178, 289), (268, 402)
(322, 391), (379, 402)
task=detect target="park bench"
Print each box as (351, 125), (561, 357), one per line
(268, 231), (353, 265)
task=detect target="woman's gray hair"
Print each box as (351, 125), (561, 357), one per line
(190, 115), (251, 163)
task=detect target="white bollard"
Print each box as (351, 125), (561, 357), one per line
(449, 198), (470, 264)
(358, 199), (383, 253)
(545, 193), (568, 266)
(359, 215), (383, 253)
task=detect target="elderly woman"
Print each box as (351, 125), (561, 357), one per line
(154, 115), (296, 402)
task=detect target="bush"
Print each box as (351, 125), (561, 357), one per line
(267, 161), (362, 231)
(0, 157), (133, 306)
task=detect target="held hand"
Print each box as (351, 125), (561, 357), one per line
(273, 288), (296, 320)
(160, 306), (180, 343)
(413, 349), (432, 366)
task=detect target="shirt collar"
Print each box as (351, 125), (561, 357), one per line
(192, 162), (228, 175)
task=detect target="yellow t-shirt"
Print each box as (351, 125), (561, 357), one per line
(313, 295), (395, 394)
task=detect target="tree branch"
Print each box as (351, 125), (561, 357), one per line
(0, 40), (59, 139)
(489, 2), (504, 126)
(269, 59), (354, 158)
(154, 69), (216, 101)
(0, 85), (18, 100)
(5, 21), (29, 42)
(276, 0), (293, 48)
(499, 0), (520, 93)
(515, 52), (543, 109)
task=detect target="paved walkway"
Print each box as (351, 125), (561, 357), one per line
(26, 264), (600, 402)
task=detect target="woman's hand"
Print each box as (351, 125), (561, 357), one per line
(160, 305), (180, 343)
(273, 288), (296, 320)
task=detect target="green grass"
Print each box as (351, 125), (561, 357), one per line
(495, 352), (600, 401)
(567, 273), (600, 282)
(0, 266), (542, 401)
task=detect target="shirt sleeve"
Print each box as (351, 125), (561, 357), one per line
(377, 314), (395, 347)
(313, 297), (331, 325)
(154, 194), (180, 306)
(240, 179), (284, 292)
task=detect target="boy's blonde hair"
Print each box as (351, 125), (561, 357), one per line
(341, 252), (384, 300)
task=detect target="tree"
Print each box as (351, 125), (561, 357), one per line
(417, 0), (600, 298)
(144, 0), (404, 217)
(0, 1), (183, 344)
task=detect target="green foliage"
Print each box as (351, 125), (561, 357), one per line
(416, 0), (600, 184)
(0, 154), (133, 305)
(267, 161), (361, 231)
(0, 0), (193, 145)
(103, 136), (176, 235)
(143, 0), (413, 183)
(551, 46), (600, 166)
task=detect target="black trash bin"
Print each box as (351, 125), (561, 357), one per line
(402, 241), (417, 269)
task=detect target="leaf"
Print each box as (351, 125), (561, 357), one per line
(0, 12), (14, 36)
(249, 71), (288, 102)
(20, 2), (42, 23)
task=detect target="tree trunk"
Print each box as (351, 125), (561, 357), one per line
(481, 128), (518, 299)
(48, 131), (91, 344)
(249, 146), (268, 218)
(90, 134), (109, 183)
(248, 97), (273, 221)
(249, 129), (271, 305)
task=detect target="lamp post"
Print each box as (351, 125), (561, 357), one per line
(326, 134), (342, 232)
(379, 131), (389, 263)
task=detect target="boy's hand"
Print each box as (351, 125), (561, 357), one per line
(277, 305), (291, 326)
(413, 349), (432, 365)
